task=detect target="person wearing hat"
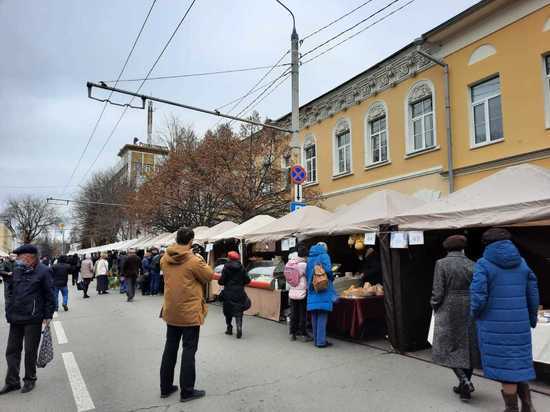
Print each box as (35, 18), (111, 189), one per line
(0, 244), (55, 395)
(218, 251), (251, 339)
(471, 228), (539, 412)
(431, 235), (479, 401)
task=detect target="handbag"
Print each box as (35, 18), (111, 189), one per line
(312, 264), (329, 293)
(37, 325), (54, 368)
(243, 293), (252, 311)
(76, 280), (84, 291)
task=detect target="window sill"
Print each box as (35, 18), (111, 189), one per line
(303, 181), (319, 188)
(470, 138), (504, 150)
(365, 160), (391, 171)
(331, 172), (354, 180)
(404, 145), (440, 159)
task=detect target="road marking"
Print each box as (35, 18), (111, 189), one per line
(53, 312), (59, 318)
(62, 352), (95, 412)
(52, 320), (68, 344)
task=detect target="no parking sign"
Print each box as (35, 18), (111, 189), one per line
(290, 164), (307, 185)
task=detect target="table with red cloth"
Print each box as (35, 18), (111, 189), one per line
(327, 295), (385, 339)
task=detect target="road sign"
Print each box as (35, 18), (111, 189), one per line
(290, 201), (306, 212)
(290, 164), (307, 185)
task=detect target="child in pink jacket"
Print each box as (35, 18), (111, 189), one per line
(285, 243), (312, 342)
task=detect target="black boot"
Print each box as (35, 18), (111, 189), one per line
(502, 391), (520, 412)
(225, 325), (233, 335)
(236, 316), (243, 339)
(517, 382), (536, 412)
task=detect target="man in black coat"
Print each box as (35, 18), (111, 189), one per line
(52, 255), (71, 312)
(0, 244), (55, 395)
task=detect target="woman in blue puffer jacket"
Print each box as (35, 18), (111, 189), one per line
(306, 242), (337, 348)
(470, 228), (539, 412)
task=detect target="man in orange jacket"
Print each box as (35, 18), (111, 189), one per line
(159, 227), (213, 403)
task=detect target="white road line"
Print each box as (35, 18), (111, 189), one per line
(52, 320), (68, 344)
(53, 312), (59, 318)
(62, 352), (95, 412)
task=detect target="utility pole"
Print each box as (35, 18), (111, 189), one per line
(147, 100), (153, 144)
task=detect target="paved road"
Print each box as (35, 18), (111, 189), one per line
(1, 284), (549, 412)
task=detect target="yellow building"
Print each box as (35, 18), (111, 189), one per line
(278, 0), (550, 210)
(0, 219), (16, 254)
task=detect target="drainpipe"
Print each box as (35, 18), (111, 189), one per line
(415, 46), (454, 193)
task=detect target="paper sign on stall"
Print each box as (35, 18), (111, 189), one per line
(281, 239), (290, 251)
(408, 231), (424, 245)
(364, 232), (376, 245)
(390, 232), (408, 249)
(205, 243), (213, 252)
(288, 237), (297, 248)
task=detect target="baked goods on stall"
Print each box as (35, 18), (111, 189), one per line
(340, 282), (384, 298)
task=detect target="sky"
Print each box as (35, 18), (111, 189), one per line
(0, 0), (480, 216)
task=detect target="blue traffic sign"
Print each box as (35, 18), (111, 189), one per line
(290, 164), (307, 185)
(290, 201), (306, 212)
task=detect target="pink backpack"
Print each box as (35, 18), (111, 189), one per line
(284, 259), (302, 287)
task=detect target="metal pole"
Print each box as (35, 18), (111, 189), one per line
(415, 48), (454, 193)
(290, 26), (300, 149)
(87, 82), (294, 134)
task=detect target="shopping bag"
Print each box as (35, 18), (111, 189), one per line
(76, 281), (84, 291)
(36, 324), (54, 368)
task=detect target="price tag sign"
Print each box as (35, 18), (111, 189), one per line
(408, 231), (424, 245)
(205, 243), (213, 252)
(288, 237), (297, 248)
(390, 232), (408, 249)
(281, 239), (290, 251)
(364, 232), (376, 245)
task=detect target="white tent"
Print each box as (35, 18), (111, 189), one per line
(303, 189), (426, 237)
(195, 221), (238, 244)
(0, 248), (9, 257)
(395, 164), (550, 230)
(246, 206), (334, 243)
(210, 215), (276, 242)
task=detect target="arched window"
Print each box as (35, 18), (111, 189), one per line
(365, 101), (389, 166)
(302, 134), (317, 183)
(333, 118), (352, 176)
(406, 80), (436, 154)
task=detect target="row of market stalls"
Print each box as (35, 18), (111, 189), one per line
(71, 164), (550, 360)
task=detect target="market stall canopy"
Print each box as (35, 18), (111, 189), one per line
(160, 226), (211, 246)
(245, 206), (334, 243)
(210, 215), (276, 241)
(395, 164), (550, 230)
(303, 190), (425, 237)
(195, 222), (238, 244)
(0, 248), (9, 257)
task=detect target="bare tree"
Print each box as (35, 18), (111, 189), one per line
(5, 195), (60, 243)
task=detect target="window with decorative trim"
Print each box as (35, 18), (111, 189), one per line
(302, 135), (317, 183)
(333, 119), (352, 176)
(470, 76), (503, 146)
(544, 55), (550, 128)
(406, 81), (436, 154)
(365, 102), (389, 166)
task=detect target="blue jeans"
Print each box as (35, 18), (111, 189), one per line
(120, 277), (127, 293)
(149, 272), (160, 295)
(54, 286), (69, 309)
(311, 310), (328, 347)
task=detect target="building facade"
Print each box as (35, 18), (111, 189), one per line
(114, 141), (169, 186)
(278, 0), (550, 210)
(0, 219), (16, 253)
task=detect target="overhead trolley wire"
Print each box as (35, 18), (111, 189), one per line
(62, 0), (158, 194)
(79, 0), (199, 185)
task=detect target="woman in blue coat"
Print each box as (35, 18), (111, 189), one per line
(306, 242), (337, 348)
(470, 228), (539, 412)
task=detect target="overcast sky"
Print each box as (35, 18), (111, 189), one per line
(0, 0), (479, 214)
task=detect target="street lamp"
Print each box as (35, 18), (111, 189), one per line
(275, 0), (300, 150)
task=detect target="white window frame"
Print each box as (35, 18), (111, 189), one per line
(405, 80), (437, 155)
(543, 54), (550, 129)
(469, 75), (504, 148)
(364, 101), (390, 167)
(332, 118), (353, 177)
(302, 134), (318, 184)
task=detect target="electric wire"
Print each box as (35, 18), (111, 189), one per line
(79, 0), (199, 185)
(102, 63), (291, 83)
(301, 0), (401, 59)
(62, 0), (158, 194)
(302, 0), (416, 65)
